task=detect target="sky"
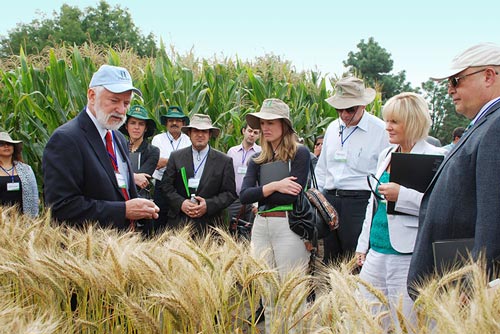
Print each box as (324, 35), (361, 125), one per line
(1, 0), (499, 88)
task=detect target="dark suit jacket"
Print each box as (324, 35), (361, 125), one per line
(43, 110), (138, 229)
(408, 99), (500, 298)
(160, 145), (237, 231)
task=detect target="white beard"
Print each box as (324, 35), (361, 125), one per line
(95, 104), (126, 131)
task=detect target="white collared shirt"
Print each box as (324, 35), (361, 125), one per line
(151, 131), (192, 180)
(315, 111), (389, 191)
(227, 143), (262, 194)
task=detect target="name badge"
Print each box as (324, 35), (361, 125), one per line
(7, 182), (20, 191)
(334, 150), (347, 162)
(115, 173), (127, 189)
(237, 166), (248, 174)
(188, 178), (200, 189)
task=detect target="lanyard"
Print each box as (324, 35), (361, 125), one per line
(0, 164), (15, 183)
(241, 146), (251, 165)
(167, 132), (182, 151)
(193, 147), (209, 177)
(340, 125), (358, 146)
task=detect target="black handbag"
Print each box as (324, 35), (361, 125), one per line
(288, 161), (337, 245)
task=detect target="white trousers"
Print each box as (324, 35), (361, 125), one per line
(251, 214), (310, 334)
(359, 249), (416, 334)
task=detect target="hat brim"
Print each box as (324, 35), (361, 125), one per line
(160, 115), (190, 125)
(245, 112), (295, 133)
(429, 66), (467, 81)
(103, 84), (142, 97)
(325, 88), (376, 109)
(181, 125), (220, 138)
(119, 119), (157, 138)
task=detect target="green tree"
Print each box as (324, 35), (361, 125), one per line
(0, 1), (158, 57)
(343, 37), (414, 100)
(421, 79), (469, 144)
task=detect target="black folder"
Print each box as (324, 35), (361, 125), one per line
(259, 160), (290, 185)
(432, 238), (474, 273)
(388, 152), (444, 214)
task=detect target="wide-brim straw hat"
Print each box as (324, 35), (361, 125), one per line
(0, 132), (23, 150)
(159, 106), (190, 125)
(245, 98), (295, 132)
(119, 105), (157, 138)
(181, 114), (220, 138)
(430, 42), (500, 80)
(325, 77), (376, 109)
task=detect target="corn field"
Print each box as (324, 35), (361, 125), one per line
(0, 44), (382, 203)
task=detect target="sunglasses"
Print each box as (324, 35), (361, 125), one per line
(314, 142), (323, 147)
(0, 141), (14, 147)
(448, 68), (499, 88)
(366, 173), (385, 201)
(336, 106), (358, 114)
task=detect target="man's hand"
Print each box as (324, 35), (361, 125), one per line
(181, 196), (207, 218)
(125, 198), (159, 220)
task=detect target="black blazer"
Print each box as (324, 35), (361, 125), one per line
(160, 145), (237, 230)
(43, 110), (138, 229)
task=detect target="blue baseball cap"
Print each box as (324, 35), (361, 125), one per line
(89, 64), (142, 97)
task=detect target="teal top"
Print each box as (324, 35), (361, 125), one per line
(369, 171), (402, 255)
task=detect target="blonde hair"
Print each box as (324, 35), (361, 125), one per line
(382, 92), (432, 145)
(254, 119), (297, 164)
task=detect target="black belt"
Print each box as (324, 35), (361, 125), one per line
(326, 189), (371, 197)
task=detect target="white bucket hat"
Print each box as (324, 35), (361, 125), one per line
(0, 132), (22, 150)
(325, 77), (376, 109)
(430, 42), (500, 81)
(245, 98), (295, 132)
(181, 114), (220, 138)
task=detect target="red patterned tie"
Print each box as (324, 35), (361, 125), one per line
(105, 131), (134, 230)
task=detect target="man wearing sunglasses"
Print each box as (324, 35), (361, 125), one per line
(408, 43), (500, 299)
(315, 76), (389, 265)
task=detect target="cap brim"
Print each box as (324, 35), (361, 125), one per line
(429, 66), (467, 81)
(103, 84), (142, 97)
(160, 115), (190, 125)
(245, 113), (295, 133)
(325, 88), (376, 109)
(181, 126), (220, 138)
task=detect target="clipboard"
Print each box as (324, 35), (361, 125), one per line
(432, 238), (474, 273)
(388, 152), (444, 214)
(259, 160), (290, 185)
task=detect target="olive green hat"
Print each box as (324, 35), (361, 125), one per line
(119, 105), (157, 138)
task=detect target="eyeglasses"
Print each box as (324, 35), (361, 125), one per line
(336, 106), (358, 114)
(366, 173), (385, 201)
(0, 141), (13, 147)
(447, 68), (498, 88)
(314, 142), (323, 147)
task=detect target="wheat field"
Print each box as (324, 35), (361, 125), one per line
(0, 205), (498, 334)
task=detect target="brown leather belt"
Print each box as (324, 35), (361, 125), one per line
(259, 211), (287, 218)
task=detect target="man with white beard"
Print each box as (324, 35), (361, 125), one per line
(43, 65), (159, 230)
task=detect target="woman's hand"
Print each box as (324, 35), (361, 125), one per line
(355, 252), (366, 267)
(377, 182), (400, 202)
(277, 176), (302, 195)
(262, 176), (302, 197)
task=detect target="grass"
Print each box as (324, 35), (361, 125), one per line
(0, 205), (498, 333)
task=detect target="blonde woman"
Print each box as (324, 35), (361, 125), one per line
(240, 98), (310, 334)
(355, 92), (445, 332)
